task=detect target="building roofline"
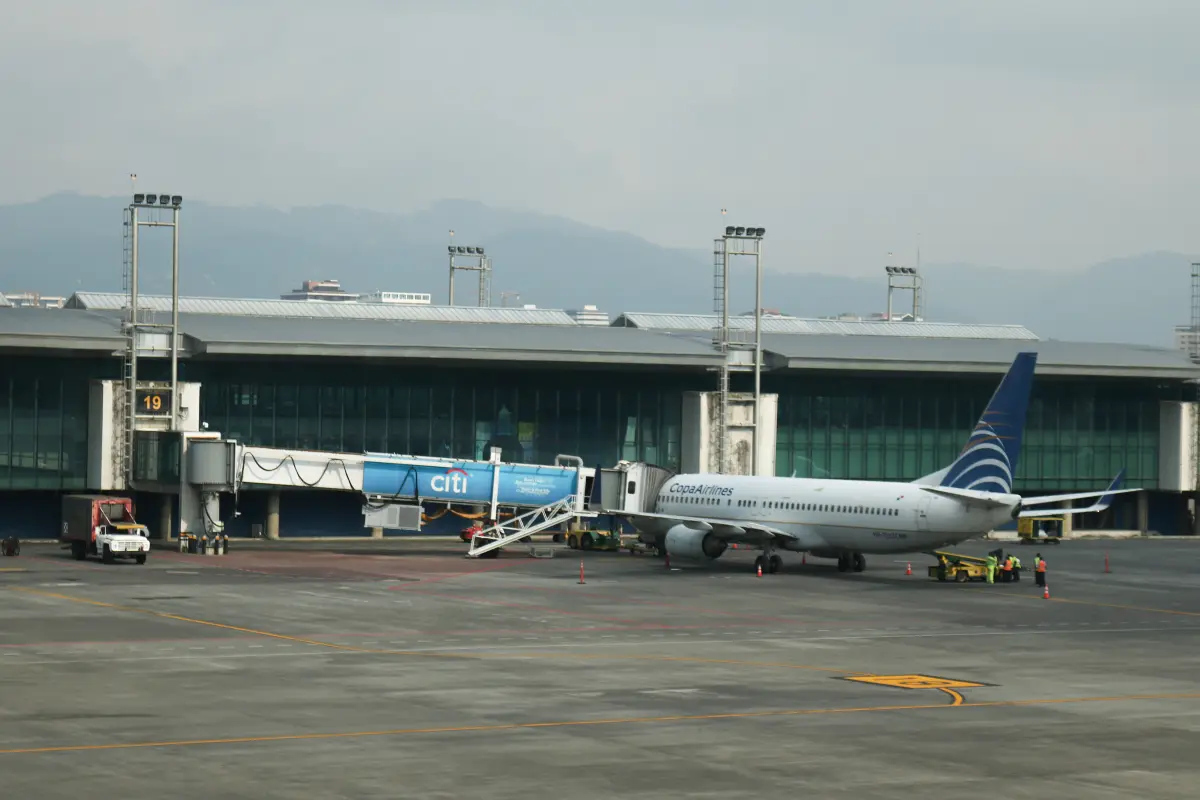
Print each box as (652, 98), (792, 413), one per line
(776, 355), (1200, 381)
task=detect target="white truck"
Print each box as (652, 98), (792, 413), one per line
(60, 494), (151, 564)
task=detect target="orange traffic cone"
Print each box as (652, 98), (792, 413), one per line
(905, 562), (912, 576)
(731, 543), (737, 549)
(801, 554), (807, 566)
(1043, 584), (1050, 600)
(756, 563), (763, 578)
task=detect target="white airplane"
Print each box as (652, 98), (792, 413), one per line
(613, 352), (1138, 574)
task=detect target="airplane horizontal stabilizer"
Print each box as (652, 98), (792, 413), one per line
(919, 485), (1012, 508)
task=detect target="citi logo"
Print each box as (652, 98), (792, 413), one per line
(431, 467), (469, 494)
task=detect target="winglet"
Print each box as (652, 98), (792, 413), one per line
(1093, 469), (1126, 513)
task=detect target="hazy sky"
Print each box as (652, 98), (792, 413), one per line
(3, 0), (1197, 275)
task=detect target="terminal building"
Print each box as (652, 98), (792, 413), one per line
(1, 289), (1198, 541)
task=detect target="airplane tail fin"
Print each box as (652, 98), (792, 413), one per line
(917, 352), (1037, 495)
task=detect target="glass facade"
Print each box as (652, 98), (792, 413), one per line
(771, 375), (1181, 491)
(0, 359), (101, 490)
(192, 362), (696, 472)
(195, 362), (1181, 491)
(1, 353), (1173, 494)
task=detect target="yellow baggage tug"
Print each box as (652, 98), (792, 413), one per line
(928, 549), (1007, 583)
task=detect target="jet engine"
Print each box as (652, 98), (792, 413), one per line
(663, 525), (728, 560)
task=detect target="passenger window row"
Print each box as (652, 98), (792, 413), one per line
(669, 496), (900, 517)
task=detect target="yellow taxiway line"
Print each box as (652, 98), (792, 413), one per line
(1, 691), (1196, 756)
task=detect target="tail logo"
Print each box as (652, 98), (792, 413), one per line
(943, 422), (1015, 494)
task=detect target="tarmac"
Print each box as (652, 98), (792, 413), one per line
(2, 537), (1199, 799)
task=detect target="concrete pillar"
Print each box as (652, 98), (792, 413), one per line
(370, 527), (384, 539)
(159, 494), (174, 541)
(266, 491), (280, 540)
(1137, 490), (1149, 536)
(1061, 497), (1073, 537)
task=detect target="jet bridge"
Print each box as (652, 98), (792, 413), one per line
(186, 440), (595, 539)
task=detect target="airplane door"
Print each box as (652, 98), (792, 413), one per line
(915, 497), (931, 531)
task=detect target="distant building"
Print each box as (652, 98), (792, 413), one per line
(359, 291), (432, 305)
(567, 304), (609, 326)
(1175, 325), (1200, 358)
(3, 292), (65, 309)
(280, 280), (358, 302)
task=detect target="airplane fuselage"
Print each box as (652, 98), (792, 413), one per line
(650, 473), (1021, 557)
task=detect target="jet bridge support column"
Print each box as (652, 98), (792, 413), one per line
(266, 492), (280, 540)
(159, 494), (174, 542)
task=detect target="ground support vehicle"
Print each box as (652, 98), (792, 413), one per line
(60, 495), (150, 565)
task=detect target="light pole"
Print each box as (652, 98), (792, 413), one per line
(123, 192), (183, 487)
(712, 225), (766, 474)
(885, 264), (922, 321)
(447, 245), (491, 307)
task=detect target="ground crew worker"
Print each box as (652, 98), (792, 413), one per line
(1011, 554), (1022, 582)
(1035, 553), (1047, 587)
(937, 554), (948, 581)
(1002, 554), (1013, 583)
(985, 552), (997, 584)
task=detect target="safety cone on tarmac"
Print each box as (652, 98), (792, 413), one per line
(1043, 583), (1050, 600)
(579, 559), (586, 585)
(801, 554), (807, 566)
(756, 562), (763, 578)
(905, 562), (912, 576)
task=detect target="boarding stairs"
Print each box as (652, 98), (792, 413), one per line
(466, 495), (594, 558)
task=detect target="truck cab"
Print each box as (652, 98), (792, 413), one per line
(93, 522), (151, 564)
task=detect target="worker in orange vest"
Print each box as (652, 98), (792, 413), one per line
(1002, 555), (1014, 583)
(1034, 553), (1047, 587)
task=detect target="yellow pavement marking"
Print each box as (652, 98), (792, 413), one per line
(0, 568), (26, 573)
(842, 674), (987, 691)
(940, 689), (965, 706)
(7, 586), (865, 676)
(1, 692), (1196, 756)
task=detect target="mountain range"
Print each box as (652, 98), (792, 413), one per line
(0, 192), (1193, 348)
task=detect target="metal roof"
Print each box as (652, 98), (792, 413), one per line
(2, 306), (1195, 381)
(612, 312), (1039, 340)
(0, 307), (123, 351)
(67, 292), (581, 326)
(179, 314), (720, 367)
(762, 333), (1200, 379)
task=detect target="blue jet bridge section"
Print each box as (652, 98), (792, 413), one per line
(362, 460), (580, 507)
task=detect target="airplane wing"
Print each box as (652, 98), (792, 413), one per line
(1018, 471), (1134, 517)
(616, 510), (822, 549)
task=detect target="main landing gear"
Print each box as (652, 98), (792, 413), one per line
(837, 552), (866, 573)
(755, 550), (783, 575)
